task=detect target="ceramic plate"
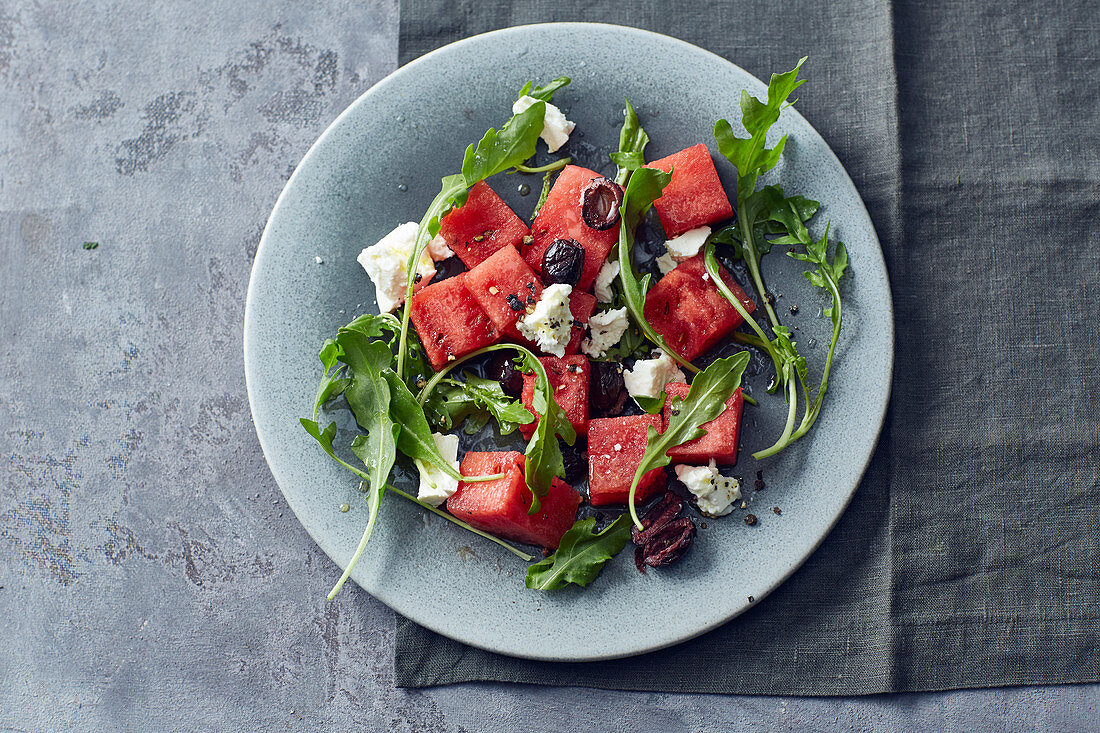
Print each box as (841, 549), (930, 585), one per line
(244, 23), (893, 661)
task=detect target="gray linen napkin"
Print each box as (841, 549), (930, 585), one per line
(394, 0), (1100, 693)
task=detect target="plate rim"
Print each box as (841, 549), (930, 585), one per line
(244, 21), (895, 661)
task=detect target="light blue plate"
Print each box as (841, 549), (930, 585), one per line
(244, 23), (893, 661)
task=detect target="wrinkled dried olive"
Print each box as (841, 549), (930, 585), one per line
(632, 492), (697, 572)
(488, 353), (523, 398)
(581, 177), (624, 231)
(589, 361), (627, 417)
(432, 256), (466, 283)
(560, 440), (587, 484)
(541, 238), (585, 286)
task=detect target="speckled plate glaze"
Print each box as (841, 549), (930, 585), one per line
(244, 23), (893, 661)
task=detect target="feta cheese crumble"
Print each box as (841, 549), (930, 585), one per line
(675, 460), (741, 517)
(657, 225), (712, 275)
(581, 307), (629, 358)
(665, 226), (712, 261)
(357, 222), (437, 313)
(593, 259), (620, 302)
(623, 349), (686, 401)
(416, 433), (460, 507)
(516, 283), (573, 357)
(512, 95), (576, 153)
(656, 252), (678, 275)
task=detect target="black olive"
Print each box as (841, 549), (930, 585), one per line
(431, 256), (466, 283)
(581, 177), (624, 231)
(488, 353), (524, 398)
(589, 361), (627, 417)
(541, 238), (585, 287)
(560, 440), (587, 484)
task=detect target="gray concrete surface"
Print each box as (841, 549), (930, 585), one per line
(1, 1), (1097, 730)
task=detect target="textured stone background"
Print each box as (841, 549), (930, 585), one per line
(1, 1), (1098, 730)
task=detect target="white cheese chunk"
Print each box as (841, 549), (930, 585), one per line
(416, 433), (460, 507)
(581, 307), (629, 358)
(516, 283), (573, 357)
(623, 349), (686, 401)
(357, 221), (436, 313)
(656, 252), (678, 275)
(664, 225), (712, 262)
(512, 95), (576, 153)
(594, 259), (620, 302)
(676, 460), (741, 517)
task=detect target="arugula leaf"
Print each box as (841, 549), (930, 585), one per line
(627, 352), (750, 527)
(523, 351), (577, 513)
(313, 339), (349, 419)
(461, 101), (547, 186)
(525, 516), (633, 590)
(615, 166), (699, 374)
(325, 353), (399, 599)
(396, 95), (553, 378)
(518, 76), (571, 103)
(713, 58), (807, 330)
(714, 57), (806, 204)
(432, 374), (535, 437)
(611, 98), (649, 185)
(380, 370), (465, 481)
(753, 225), (848, 458)
(300, 418), (369, 480)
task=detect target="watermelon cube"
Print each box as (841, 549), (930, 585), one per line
(644, 254), (756, 362)
(409, 272), (499, 370)
(663, 382), (744, 464)
(524, 165), (620, 291)
(438, 180), (531, 268)
(515, 288), (597, 356)
(446, 451), (582, 549)
(564, 290), (597, 355)
(465, 245), (543, 338)
(588, 414), (667, 507)
(645, 144), (734, 238)
(519, 355), (590, 439)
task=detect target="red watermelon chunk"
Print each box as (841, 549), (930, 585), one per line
(644, 254), (756, 362)
(409, 272), (499, 370)
(564, 290), (597, 355)
(446, 451), (581, 549)
(645, 144), (734, 238)
(663, 382), (744, 465)
(524, 165), (620, 291)
(515, 288), (597, 356)
(438, 181), (530, 268)
(588, 415), (667, 507)
(519, 355), (590, 439)
(465, 245), (543, 338)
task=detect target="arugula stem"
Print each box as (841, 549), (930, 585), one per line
(788, 272), (842, 442)
(328, 480), (384, 600)
(387, 485), (534, 561)
(396, 179), (467, 379)
(512, 158), (570, 174)
(752, 365), (800, 460)
(732, 332), (768, 350)
(738, 201), (781, 328)
(704, 244), (785, 387)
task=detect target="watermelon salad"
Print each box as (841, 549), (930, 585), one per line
(303, 61), (851, 597)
